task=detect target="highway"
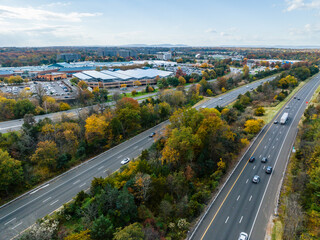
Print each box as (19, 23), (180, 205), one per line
(0, 75), (276, 239)
(190, 73), (320, 240)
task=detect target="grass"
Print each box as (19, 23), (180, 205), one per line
(271, 220), (283, 240)
(257, 80), (307, 124)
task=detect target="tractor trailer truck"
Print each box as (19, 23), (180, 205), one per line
(280, 112), (289, 125)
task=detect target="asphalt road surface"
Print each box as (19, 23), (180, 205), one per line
(190, 73), (320, 240)
(0, 75), (276, 239)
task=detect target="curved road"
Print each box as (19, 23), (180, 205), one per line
(0, 76), (276, 239)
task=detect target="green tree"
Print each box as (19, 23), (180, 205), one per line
(14, 99), (35, 118)
(91, 215), (114, 240)
(0, 149), (23, 194)
(113, 223), (144, 240)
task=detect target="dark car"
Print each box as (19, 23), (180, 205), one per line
(149, 132), (156, 138)
(274, 120), (278, 124)
(266, 166), (272, 174)
(252, 175), (260, 183)
(261, 157), (268, 163)
(249, 157), (255, 162)
(294, 97), (296, 99)
(297, 98), (300, 100)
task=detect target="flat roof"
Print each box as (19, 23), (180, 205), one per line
(82, 71), (117, 80)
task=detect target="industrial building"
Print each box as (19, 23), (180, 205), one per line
(73, 68), (173, 89)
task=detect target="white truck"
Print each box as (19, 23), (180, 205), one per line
(280, 112), (289, 125)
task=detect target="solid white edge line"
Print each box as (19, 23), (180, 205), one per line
(248, 75), (320, 239)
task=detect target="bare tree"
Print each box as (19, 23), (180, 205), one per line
(34, 84), (46, 107)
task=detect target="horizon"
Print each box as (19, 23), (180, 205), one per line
(1, 0), (320, 47)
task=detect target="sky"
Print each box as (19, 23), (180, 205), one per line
(0, 0), (320, 47)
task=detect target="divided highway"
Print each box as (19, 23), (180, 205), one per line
(190, 73), (320, 240)
(0, 76), (276, 240)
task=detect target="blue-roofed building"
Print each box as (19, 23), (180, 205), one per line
(0, 70), (14, 77)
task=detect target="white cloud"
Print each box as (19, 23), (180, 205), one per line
(45, 2), (72, 7)
(0, 5), (101, 22)
(205, 28), (217, 33)
(285, 0), (320, 11)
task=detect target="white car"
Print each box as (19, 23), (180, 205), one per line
(238, 232), (248, 240)
(121, 157), (130, 165)
(219, 97), (223, 100)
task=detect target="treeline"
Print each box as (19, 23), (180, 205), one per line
(277, 94), (320, 239)
(20, 102), (264, 240)
(0, 89), (199, 203)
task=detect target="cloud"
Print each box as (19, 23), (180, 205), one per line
(205, 28), (217, 33)
(285, 0), (320, 11)
(0, 5), (101, 22)
(45, 2), (72, 7)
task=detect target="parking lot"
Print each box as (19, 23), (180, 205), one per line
(0, 80), (76, 99)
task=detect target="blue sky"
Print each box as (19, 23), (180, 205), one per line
(0, 0), (320, 47)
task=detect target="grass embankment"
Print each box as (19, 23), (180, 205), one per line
(271, 220), (283, 240)
(257, 79), (309, 124)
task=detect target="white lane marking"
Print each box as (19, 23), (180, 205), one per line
(239, 216), (243, 223)
(11, 222), (22, 229)
(264, 146), (267, 149)
(5, 218), (16, 225)
(263, 166), (265, 169)
(249, 195), (252, 201)
(139, 148), (143, 151)
(103, 169), (109, 173)
(133, 146), (138, 149)
(273, 132), (275, 134)
(246, 179), (249, 184)
(280, 132), (282, 134)
(268, 155), (270, 158)
(237, 195), (240, 201)
(117, 155), (123, 159)
(225, 216), (229, 223)
(79, 183), (86, 188)
(50, 200), (59, 206)
(43, 197), (51, 203)
(276, 138), (278, 141)
(259, 155), (261, 158)
(249, 78), (320, 238)
(30, 184), (49, 195)
(98, 166), (104, 170)
(269, 138), (271, 141)
(73, 180), (80, 185)
(253, 166), (256, 169)
(272, 146), (275, 149)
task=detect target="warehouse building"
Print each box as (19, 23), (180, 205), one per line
(73, 68), (172, 89)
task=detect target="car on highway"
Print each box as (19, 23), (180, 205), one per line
(274, 120), (278, 124)
(285, 106), (290, 109)
(266, 166), (273, 174)
(238, 232), (248, 240)
(252, 175), (260, 183)
(297, 98), (300, 100)
(261, 157), (268, 163)
(121, 157), (130, 165)
(294, 96), (296, 99)
(149, 132), (156, 138)
(249, 156), (255, 162)
(219, 97), (223, 100)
